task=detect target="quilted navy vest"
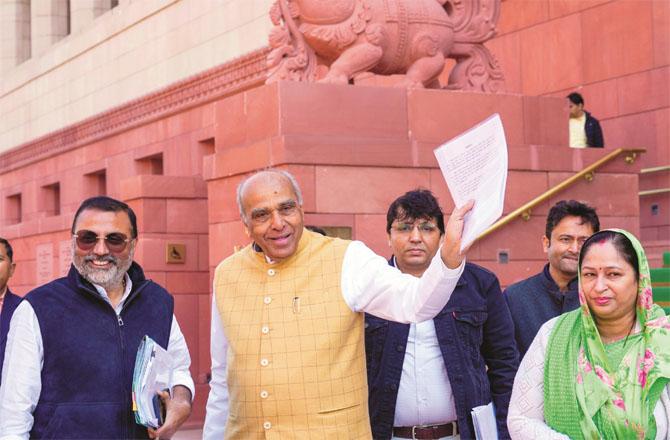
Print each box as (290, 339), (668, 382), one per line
(25, 262), (173, 439)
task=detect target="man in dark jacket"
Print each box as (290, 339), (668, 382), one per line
(0, 237), (19, 383)
(0, 197), (194, 439)
(365, 190), (519, 440)
(567, 92), (604, 148)
(504, 200), (599, 358)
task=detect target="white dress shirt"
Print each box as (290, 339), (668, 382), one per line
(508, 317), (670, 440)
(393, 320), (458, 427)
(391, 257), (458, 427)
(0, 273), (195, 440)
(202, 240), (464, 439)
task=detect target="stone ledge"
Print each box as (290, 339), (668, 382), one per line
(120, 175), (208, 201)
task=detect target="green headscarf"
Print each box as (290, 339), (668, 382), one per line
(544, 229), (670, 439)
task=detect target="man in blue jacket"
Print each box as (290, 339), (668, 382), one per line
(0, 197), (194, 439)
(503, 200), (599, 358)
(365, 190), (519, 440)
(0, 237), (19, 383)
(567, 92), (604, 148)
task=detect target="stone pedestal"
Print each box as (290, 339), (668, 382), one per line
(204, 81), (642, 285)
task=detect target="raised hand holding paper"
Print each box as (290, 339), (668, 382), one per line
(434, 114), (508, 251)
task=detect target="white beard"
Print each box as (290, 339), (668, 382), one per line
(73, 243), (134, 291)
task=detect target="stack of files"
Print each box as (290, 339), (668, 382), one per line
(132, 335), (174, 428)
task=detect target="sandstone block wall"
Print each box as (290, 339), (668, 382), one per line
(488, 0), (669, 249)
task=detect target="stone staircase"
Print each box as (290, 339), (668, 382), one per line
(647, 240), (670, 269)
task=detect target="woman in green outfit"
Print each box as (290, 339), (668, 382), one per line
(507, 229), (670, 439)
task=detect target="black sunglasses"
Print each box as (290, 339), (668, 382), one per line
(73, 230), (131, 253)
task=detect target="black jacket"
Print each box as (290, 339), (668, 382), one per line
(503, 264), (579, 358)
(585, 111), (604, 148)
(365, 260), (519, 439)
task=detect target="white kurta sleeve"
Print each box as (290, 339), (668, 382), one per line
(203, 293), (229, 440)
(654, 385), (670, 440)
(340, 241), (464, 323)
(167, 316), (195, 400)
(0, 301), (44, 440)
(507, 317), (568, 440)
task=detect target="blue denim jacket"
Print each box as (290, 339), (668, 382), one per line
(365, 260), (519, 440)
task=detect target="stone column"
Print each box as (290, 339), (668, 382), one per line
(30, 0), (69, 58)
(70, 0), (112, 34)
(0, 0), (31, 76)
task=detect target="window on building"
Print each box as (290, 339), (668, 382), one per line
(194, 138), (215, 174)
(6, 194), (22, 225)
(198, 138), (215, 155)
(136, 153), (164, 175)
(66, 0), (71, 35)
(42, 182), (61, 216)
(13, 0), (31, 66)
(85, 169), (107, 196)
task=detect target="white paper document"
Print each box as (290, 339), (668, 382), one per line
(132, 335), (174, 428)
(434, 114), (508, 250)
(471, 401), (499, 440)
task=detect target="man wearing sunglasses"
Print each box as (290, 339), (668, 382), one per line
(203, 171), (472, 439)
(0, 196), (194, 439)
(364, 190), (519, 440)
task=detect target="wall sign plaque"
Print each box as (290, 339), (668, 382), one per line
(59, 240), (73, 276)
(166, 243), (186, 264)
(36, 243), (54, 285)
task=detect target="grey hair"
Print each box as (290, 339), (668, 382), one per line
(236, 169), (304, 223)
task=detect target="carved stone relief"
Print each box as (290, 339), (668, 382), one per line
(267, 0), (504, 92)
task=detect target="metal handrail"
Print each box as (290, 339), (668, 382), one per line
(477, 148), (646, 241)
(641, 165), (670, 174)
(640, 188), (670, 196)
(639, 165), (669, 196)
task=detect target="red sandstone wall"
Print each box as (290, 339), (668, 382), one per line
(488, 0), (670, 263)
(0, 104), (217, 425)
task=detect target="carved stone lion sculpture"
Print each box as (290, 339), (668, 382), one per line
(266, 0), (504, 92)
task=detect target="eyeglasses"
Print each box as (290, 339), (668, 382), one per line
(392, 221), (439, 234)
(73, 230), (132, 253)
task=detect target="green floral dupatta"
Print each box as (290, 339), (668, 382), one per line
(544, 229), (670, 439)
